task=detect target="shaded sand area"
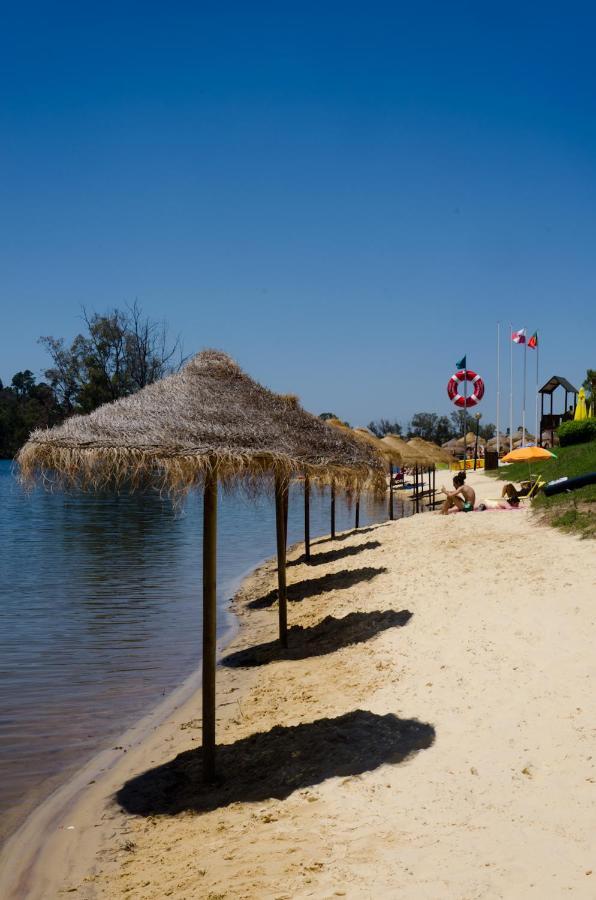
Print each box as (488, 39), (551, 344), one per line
(2, 470), (596, 898)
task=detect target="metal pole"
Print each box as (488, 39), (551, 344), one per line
(522, 333), (527, 445)
(355, 495), (360, 529)
(463, 360), (468, 466)
(304, 475), (310, 562)
(330, 481), (336, 539)
(509, 323), (513, 452)
(202, 469), (217, 782)
(388, 462), (394, 520)
(275, 475), (288, 648)
(535, 337), (539, 444)
(473, 416), (480, 470)
(496, 322), (501, 457)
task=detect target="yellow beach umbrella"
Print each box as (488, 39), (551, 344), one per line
(574, 388), (588, 421)
(501, 446), (556, 463)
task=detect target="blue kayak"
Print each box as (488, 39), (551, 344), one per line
(543, 472), (596, 497)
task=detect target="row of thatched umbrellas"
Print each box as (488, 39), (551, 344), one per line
(17, 350), (449, 780)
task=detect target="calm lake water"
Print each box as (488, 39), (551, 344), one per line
(0, 459), (407, 843)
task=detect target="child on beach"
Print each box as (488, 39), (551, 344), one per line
(439, 472), (476, 514)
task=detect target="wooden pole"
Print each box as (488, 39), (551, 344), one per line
(388, 462), (394, 520)
(415, 465), (420, 514)
(355, 495), (360, 529)
(202, 469), (217, 782)
(283, 481), (289, 550)
(275, 475), (288, 648)
(304, 476), (311, 562)
(330, 481), (336, 539)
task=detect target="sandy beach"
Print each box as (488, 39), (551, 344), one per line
(2, 469), (596, 899)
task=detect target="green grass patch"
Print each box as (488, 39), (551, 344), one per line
(488, 440), (596, 538)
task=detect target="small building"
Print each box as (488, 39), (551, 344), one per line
(539, 375), (578, 446)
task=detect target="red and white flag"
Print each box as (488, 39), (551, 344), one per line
(511, 328), (526, 344)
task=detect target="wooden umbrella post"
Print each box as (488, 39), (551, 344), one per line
(275, 475), (288, 648)
(202, 468), (218, 782)
(330, 481), (336, 539)
(304, 475), (311, 562)
(283, 481), (289, 550)
(388, 462), (394, 520)
(415, 465), (420, 514)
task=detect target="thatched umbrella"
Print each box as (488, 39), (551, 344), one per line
(456, 431), (485, 448)
(381, 434), (429, 512)
(18, 350), (383, 780)
(352, 428), (402, 521)
(324, 418), (353, 537)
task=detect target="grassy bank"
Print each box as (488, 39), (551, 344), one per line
(493, 441), (596, 538)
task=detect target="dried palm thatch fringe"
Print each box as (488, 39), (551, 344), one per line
(17, 350), (385, 498)
(380, 434), (420, 467)
(407, 437), (451, 466)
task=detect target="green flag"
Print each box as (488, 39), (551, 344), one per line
(456, 355), (466, 369)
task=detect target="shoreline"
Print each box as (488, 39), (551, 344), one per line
(4, 474), (596, 897)
(0, 552), (268, 900)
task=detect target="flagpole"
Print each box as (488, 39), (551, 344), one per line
(463, 357), (468, 468)
(535, 335), (540, 445)
(522, 328), (527, 445)
(509, 322), (513, 452)
(496, 322), (500, 457)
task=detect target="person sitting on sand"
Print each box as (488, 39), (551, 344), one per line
(440, 472), (476, 514)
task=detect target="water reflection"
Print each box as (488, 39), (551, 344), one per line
(0, 461), (403, 843)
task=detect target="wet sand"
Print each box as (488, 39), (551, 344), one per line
(2, 470), (596, 898)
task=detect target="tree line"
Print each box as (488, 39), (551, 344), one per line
(322, 411), (496, 443)
(0, 304), (182, 458)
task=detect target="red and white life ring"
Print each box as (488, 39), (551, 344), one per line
(447, 369), (485, 408)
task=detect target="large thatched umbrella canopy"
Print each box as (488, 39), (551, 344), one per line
(18, 350), (383, 781)
(19, 351), (382, 494)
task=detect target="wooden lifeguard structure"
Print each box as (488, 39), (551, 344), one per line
(538, 375), (578, 447)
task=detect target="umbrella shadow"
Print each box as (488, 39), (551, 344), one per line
(288, 540), (381, 568)
(116, 709), (435, 816)
(316, 524), (387, 544)
(247, 566), (388, 610)
(221, 609), (412, 667)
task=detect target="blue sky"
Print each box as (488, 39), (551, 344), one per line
(2, 2), (595, 429)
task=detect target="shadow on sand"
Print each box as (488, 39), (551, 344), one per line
(316, 523), (388, 544)
(247, 566), (388, 610)
(288, 540), (381, 568)
(117, 709), (435, 816)
(221, 609), (412, 667)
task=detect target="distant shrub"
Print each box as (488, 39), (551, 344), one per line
(557, 418), (596, 447)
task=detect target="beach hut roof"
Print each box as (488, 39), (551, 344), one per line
(18, 350), (384, 495)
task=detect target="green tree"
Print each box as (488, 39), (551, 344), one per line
(582, 368), (596, 401)
(40, 303), (182, 415)
(368, 419), (402, 437)
(0, 371), (62, 458)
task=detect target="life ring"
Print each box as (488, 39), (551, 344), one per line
(447, 369), (484, 408)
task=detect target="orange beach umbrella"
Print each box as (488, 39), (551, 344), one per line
(501, 446), (556, 463)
